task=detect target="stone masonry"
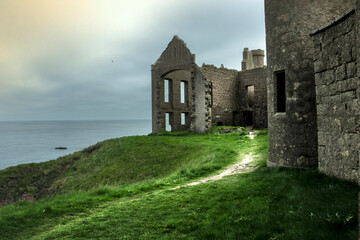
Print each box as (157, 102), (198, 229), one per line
(238, 68), (267, 128)
(151, 36), (197, 133)
(153, 2), (360, 235)
(200, 65), (239, 127)
(152, 37), (267, 133)
(265, 0), (355, 168)
(311, 9), (359, 182)
(242, 48), (265, 71)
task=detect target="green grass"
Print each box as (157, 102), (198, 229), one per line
(0, 132), (249, 201)
(0, 129), (358, 239)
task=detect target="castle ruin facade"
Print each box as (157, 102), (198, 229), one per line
(151, 36), (267, 133)
(151, 0), (359, 185)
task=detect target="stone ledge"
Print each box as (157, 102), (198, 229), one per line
(310, 8), (355, 36)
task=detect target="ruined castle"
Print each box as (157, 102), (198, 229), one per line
(151, 38), (267, 133)
(151, 0), (359, 184)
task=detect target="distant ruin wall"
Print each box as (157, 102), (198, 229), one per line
(192, 66), (212, 133)
(238, 67), (268, 128)
(151, 36), (195, 133)
(312, 10), (359, 182)
(200, 65), (239, 126)
(152, 37), (268, 132)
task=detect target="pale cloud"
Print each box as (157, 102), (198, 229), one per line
(0, 0), (265, 120)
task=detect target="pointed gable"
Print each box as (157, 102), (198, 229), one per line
(152, 36), (195, 73)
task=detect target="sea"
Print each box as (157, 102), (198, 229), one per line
(0, 120), (151, 170)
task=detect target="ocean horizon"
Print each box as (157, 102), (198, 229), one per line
(0, 119), (151, 170)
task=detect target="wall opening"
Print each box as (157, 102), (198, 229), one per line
(243, 111), (253, 126)
(165, 112), (172, 131)
(216, 122), (223, 126)
(181, 113), (186, 125)
(275, 71), (286, 113)
(164, 79), (170, 102)
(233, 111), (241, 126)
(246, 85), (255, 108)
(210, 83), (213, 107)
(180, 81), (187, 103)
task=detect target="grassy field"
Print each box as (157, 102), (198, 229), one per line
(0, 127), (250, 202)
(0, 128), (358, 239)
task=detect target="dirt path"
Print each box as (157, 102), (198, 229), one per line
(172, 131), (257, 189)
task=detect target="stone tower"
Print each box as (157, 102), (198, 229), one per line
(265, 0), (355, 167)
(241, 48), (265, 70)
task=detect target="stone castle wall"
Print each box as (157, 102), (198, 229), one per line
(151, 36), (195, 133)
(152, 38), (268, 133)
(159, 70), (192, 131)
(238, 67), (267, 128)
(191, 66), (212, 133)
(312, 9), (359, 182)
(265, 0), (355, 168)
(200, 65), (239, 126)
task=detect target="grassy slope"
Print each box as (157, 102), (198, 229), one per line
(0, 130), (358, 239)
(0, 131), (248, 202)
(0, 129), (251, 239)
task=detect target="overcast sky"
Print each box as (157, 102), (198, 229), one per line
(0, 0), (265, 121)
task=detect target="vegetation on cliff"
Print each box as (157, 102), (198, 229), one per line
(0, 127), (249, 204)
(0, 129), (358, 239)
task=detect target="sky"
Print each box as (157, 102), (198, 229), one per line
(0, 0), (265, 121)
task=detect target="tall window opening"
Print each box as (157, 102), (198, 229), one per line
(275, 71), (286, 113)
(165, 112), (172, 131)
(181, 113), (186, 125)
(210, 83), (213, 107)
(164, 79), (171, 103)
(246, 85), (254, 107)
(180, 81), (187, 103)
(164, 79), (169, 102)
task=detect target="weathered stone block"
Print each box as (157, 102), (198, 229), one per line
(317, 131), (328, 146)
(316, 103), (329, 117)
(314, 60), (326, 72)
(346, 62), (357, 78)
(340, 90), (355, 101)
(342, 77), (358, 91)
(335, 65), (346, 81)
(341, 116), (357, 132)
(316, 85), (328, 97)
(329, 82), (341, 96)
(323, 69), (335, 85)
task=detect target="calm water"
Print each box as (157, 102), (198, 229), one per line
(0, 120), (151, 170)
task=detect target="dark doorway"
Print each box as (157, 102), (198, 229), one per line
(233, 111), (241, 126)
(243, 111), (253, 126)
